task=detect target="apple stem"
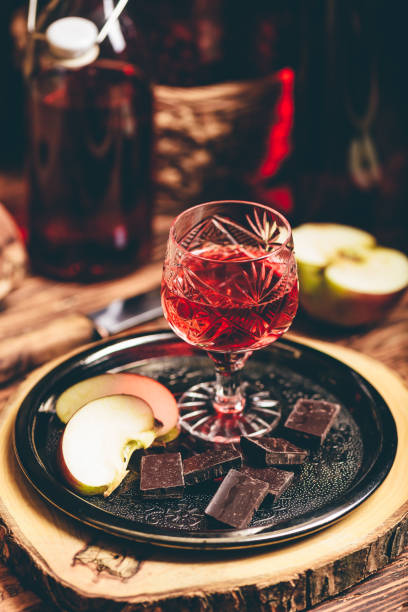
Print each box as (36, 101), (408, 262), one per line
(104, 443), (133, 497)
(104, 466), (128, 497)
(103, 435), (155, 497)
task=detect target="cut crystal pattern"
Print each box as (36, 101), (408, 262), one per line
(162, 202), (298, 441)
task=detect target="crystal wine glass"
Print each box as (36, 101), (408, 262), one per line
(161, 200), (298, 443)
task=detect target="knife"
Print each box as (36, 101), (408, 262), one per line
(0, 286), (163, 384)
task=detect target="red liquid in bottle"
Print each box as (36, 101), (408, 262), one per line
(162, 244), (298, 352)
(27, 61), (153, 280)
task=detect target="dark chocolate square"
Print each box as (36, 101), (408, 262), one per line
(140, 452), (184, 498)
(183, 446), (242, 485)
(205, 469), (269, 529)
(240, 436), (309, 466)
(239, 466), (294, 501)
(283, 398), (341, 448)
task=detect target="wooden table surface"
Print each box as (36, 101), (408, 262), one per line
(0, 199), (407, 610)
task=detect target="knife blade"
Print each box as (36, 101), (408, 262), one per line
(90, 287), (164, 336)
(0, 286), (163, 384)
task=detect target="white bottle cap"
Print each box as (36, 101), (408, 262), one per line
(46, 17), (98, 59)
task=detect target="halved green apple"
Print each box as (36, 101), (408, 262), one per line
(59, 394), (156, 496)
(56, 372), (179, 440)
(293, 223), (408, 326)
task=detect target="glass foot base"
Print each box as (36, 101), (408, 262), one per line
(178, 381), (281, 443)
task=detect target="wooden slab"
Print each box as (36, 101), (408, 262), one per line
(0, 336), (407, 612)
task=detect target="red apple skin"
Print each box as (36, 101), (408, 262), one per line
(56, 373), (179, 438)
(121, 374), (178, 438)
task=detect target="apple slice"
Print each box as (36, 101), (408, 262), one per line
(323, 247), (408, 326)
(59, 394), (156, 497)
(293, 223), (408, 326)
(56, 373), (179, 439)
(293, 223), (376, 267)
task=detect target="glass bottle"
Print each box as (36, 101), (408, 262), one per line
(25, 1), (153, 280)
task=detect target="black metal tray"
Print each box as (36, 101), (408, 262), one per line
(13, 331), (397, 550)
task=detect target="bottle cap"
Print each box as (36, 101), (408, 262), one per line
(46, 17), (98, 59)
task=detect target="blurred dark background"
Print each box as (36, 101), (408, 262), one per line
(0, 0), (407, 252)
(0, 0), (25, 170)
(293, 0), (408, 252)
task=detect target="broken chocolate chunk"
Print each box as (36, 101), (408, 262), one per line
(240, 436), (308, 466)
(140, 452), (184, 498)
(239, 466), (294, 501)
(283, 398), (341, 448)
(205, 469), (268, 529)
(183, 446), (242, 485)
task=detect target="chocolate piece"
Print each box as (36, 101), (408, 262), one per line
(128, 445), (170, 474)
(239, 466), (294, 501)
(205, 469), (268, 529)
(140, 452), (184, 498)
(183, 446), (242, 485)
(240, 436), (308, 466)
(284, 398), (341, 448)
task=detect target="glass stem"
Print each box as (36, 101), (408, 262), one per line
(208, 351), (252, 415)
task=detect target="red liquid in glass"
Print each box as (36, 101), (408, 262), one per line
(162, 244), (298, 352)
(27, 62), (153, 280)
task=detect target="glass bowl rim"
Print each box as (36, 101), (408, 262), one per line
(168, 200), (294, 262)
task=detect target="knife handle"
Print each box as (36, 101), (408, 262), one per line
(0, 313), (100, 384)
